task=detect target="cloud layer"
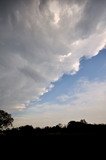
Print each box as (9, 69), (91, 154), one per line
(14, 80), (106, 127)
(0, 0), (106, 111)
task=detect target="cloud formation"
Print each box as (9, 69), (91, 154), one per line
(0, 0), (106, 111)
(14, 79), (106, 127)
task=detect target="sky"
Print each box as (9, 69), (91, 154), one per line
(0, 0), (106, 127)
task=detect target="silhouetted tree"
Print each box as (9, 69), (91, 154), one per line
(0, 110), (14, 130)
(57, 123), (63, 128)
(80, 119), (87, 124)
(19, 125), (34, 135)
(67, 121), (77, 128)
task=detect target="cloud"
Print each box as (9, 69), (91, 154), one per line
(14, 104), (26, 111)
(0, 0), (106, 111)
(14, 79), (106, 127)
(57, 95), (70, 103)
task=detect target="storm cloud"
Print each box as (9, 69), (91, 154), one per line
(0, 0), (106, 111)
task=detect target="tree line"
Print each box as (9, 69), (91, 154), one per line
(1, 109), (106, 137)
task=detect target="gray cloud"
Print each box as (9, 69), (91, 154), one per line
(76, 0), (106, 38)
(0, 0), (106, 111)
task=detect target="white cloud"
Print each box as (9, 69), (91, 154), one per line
(14, 104), (26, 111)
(57, 95), (70, 102)
(0, 0), (106, 112)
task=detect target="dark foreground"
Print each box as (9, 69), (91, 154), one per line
(0, 121), (106, 156)
(1, 121), (106, 144)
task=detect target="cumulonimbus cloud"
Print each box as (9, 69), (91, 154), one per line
(0, 0), (106, 111)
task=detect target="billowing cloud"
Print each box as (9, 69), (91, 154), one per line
(0, 0), (106, 111)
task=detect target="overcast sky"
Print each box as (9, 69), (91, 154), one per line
(0, 0), (106, 127)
